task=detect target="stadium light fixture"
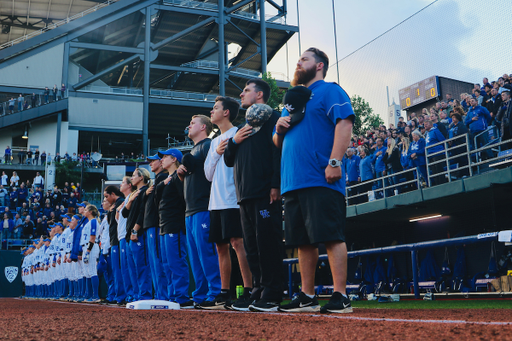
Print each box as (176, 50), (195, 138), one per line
(22, 127), (28, 139)
(409, 214), (442, 223)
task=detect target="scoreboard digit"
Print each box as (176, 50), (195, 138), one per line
(398, 76), (439, 110)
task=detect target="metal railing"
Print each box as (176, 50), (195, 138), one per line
(0, 0), (119, 50)
(150, 88), (219, 102)
(346, 134), (512, 206)
(162, 0), (285, 23)
(181, 59), (261, 77)
(81, 85), (142, 96)
(0, 91), (66, 117)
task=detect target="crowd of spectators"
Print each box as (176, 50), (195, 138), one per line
(0, 171), (83, 246)
(0, 84), (66, 116)
(344, 73), (512, 204)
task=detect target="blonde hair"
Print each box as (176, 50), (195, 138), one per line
(401, 137), (410, 154)
(135, 168), (152, 187)
(386, 139), (396, 156)
(123, 176), (136, 192)
(192, 115), (213, 136)
(85, 204), (101, 224)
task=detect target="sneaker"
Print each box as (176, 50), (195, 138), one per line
(198, 293), (231, 310)
(179, 300), (196, 309)
(320, 292), (353, 314)
(117, 300), (128, 306)
(278, 292), (320, 313)
(230, 293), (254, 311)
(249, 299), (280, 312)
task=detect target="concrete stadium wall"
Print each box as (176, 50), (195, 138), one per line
(68, 97), (143, 132)
(26, 118), (77, 156)
(0, 44), (64, 89)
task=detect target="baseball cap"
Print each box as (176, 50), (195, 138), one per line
(181, 153), (196, 175)
(54, 222), (63, 228)
(43, 238), (51, 242)
(29, 245), (36, 249)
(77, 202), (87, 208)
(62, 214), (72, 220)
(158, 148), (183, 163)
(283, 86), (312, 126)
(245, 103), (273, 136)
(147, 153), (161, 161)
(72, 215), (81, 221)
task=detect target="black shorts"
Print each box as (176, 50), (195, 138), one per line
(209, 209), (243, 244)
(284, 187), (346, 246)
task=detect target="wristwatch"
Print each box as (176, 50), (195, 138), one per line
(131, 229), (138, 235)
(328, 158), (342, 167)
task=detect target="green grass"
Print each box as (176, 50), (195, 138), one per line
(281, 299), (512, 310)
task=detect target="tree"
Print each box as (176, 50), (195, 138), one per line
(351, 95), (383, 137)
(262, 72), (284, 111)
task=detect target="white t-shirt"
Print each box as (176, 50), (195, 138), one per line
(204, 126), (239, 210)
(98, 215), (110, 254)
(116, 196), (129, 241)
(34, 175), (44, 186)
(1, 174), (7, 186)
(10, 175), (19, 186)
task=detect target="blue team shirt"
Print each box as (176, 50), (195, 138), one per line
(280, 80), (355, 195)
(425, 126), (446, 154)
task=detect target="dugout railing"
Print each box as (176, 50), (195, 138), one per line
(283, 232), (500, 299)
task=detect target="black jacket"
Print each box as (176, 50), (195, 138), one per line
(155, 171), (186, 235)
(183, 138), (211, 217)
(382, 147), (403, 173)
(122, 185), (148, 241)
(224, 110), (281, 203)
(108, 196), (125, 246)
(137, 171), (167, 230)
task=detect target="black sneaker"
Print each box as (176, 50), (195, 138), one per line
(117, 300), (127, 307)
(278, 292), (320, 313)
(230, 293), (253, 311)
(320, 292), (353, 314)
(179, 300), (196, 309)
(249, 299), (280, 312)
(198, 293), (231, 310)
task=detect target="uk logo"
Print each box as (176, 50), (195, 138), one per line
(137, 242), (142, 247)
(202, 223), (208, 229)
(5, 267), (18, 283)
(259, 210), (270, 219)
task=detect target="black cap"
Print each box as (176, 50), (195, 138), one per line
(283, 86), (312, 126)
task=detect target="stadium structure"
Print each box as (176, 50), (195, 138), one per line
(0, 0), (297, 158)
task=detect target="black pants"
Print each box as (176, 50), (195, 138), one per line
(239, 197), (283, 302)
(428, 154), (446, 186)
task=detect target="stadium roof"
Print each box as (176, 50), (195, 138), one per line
(0, 0), (106, 46)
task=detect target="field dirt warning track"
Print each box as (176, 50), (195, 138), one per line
(0, 298), (511, 340)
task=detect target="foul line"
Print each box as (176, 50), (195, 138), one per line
(14, 299), (512, 326)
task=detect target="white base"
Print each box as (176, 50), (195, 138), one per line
(126, 299), (180, 310)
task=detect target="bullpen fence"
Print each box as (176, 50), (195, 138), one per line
(283, 232), (499, 299)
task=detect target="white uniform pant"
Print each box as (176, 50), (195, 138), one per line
(81, 244), (100, 278)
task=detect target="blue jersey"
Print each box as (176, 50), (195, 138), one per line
(409, 138), (426, 166)
(359, 156), (374, 181)
(70, 216), (88, 260)
(371, 146), (387, 173)
(280, 80), (355, 195)
(425, 126), (446, 154)
(344, 155), (361, 182)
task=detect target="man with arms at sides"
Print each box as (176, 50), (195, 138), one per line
(177, 115), (221, 306)
(274, 47), (354, 313)
(201, 96), (252, 309)
(224, 79), (283, 312)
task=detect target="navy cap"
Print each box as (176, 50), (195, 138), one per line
(77, 202), (87, 208)
(158, 148), (183, 163)
(147, 153), (161, 161)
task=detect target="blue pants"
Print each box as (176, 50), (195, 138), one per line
(129, 233), (153, 300)
(98, 251), (115, 301)
(146, 227), (168, 300)
(185, 211), (221, 303)
(163, 231), (189, 304)
(110, 245), (126, 302)
(119, 239), (138, 300)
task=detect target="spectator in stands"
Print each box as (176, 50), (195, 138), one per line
(52, 187), (62, 206)
(34, 149), (40, 165)
(382, 138), (403, 192)
(21, 216), (34, 239)
(18, 149), (25, 164)
(40, 151), (46, 165)
(465, 97), (492, 157)
(34, 217), (45, 238)
(17, 94), (24, 111)
(44, 87), (50, 104)
(33, 172), (44, 188)
(0, 185), (6, 207)
(31, 93), (37, 108)
(474, 89), (485, 106)
(1, 171), (7, 188)
(357, 145), (374, 203)
(43, 202), (52, 218)
(68, 192), (77, 213)
(10, 171), (19, 187)
(8, 98), (15, 113)
(13, 213), (23, 238)
(16, 183), (28, 207)
(424, 119), (446, 186)
(52, 85), (58, 102)
(370, 137), (387, 197)
(496, 89), (512, 147)
(26, 148), (33, 165)
(54, 152), (61, 163)
(344, 148), (360, 205)
(8, 188), (17, 209)
(4, 146), (12, 164)
(449, 112), (469, 178)
(60, 84), (66, 99)
(429, 112), (448, 139)
(409, 130), (427, 185)
(1, 213), (14, 242)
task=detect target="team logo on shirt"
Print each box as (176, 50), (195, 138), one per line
(5, 266), (18, 283)
(259, 210), (270, 219)
(202, 224), (208, 229)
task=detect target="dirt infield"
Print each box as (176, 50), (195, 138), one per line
(1, 298), (511, 340)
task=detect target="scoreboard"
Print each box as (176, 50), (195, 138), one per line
(398, 76), (440, 110)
